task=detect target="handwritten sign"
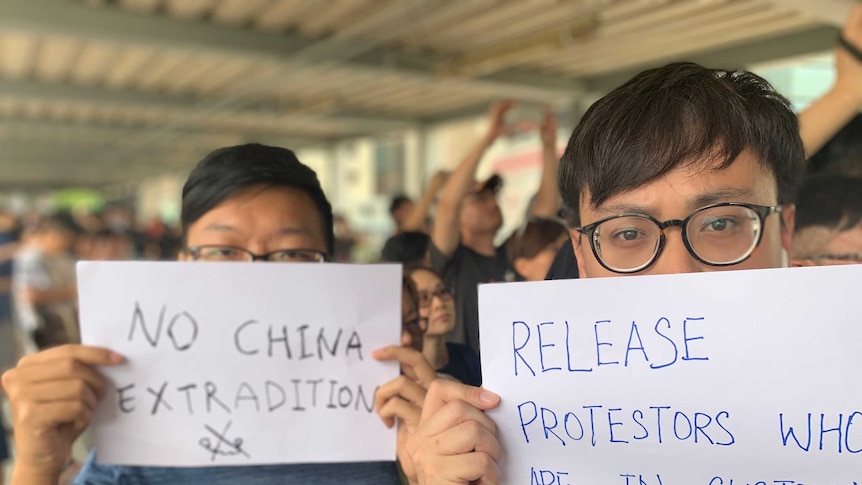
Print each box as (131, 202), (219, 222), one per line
(78, 262), (400, 467)
(479, 266), (862, 485)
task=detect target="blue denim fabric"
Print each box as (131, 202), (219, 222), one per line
(73, 452), (401, 484)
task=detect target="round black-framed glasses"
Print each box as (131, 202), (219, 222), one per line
(184, 245), (328, 263)
(575, 202), (783, 274)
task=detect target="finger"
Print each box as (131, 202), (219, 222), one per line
(15, 400), (93, 431)
(421, 380), (500, 421)
(372, 346), (437, 387)
(378, 397), (421, 430)
(17, 345), (124, 368)
(12, 360), (108, 400)
(375, 375), (426, 413)
(22, 381), (99, 412)
(431, 420), (502, 461)
(420, 399), (498, 439)
(429, 452), (501, 485)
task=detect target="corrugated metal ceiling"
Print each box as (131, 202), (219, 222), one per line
(0, 0), (830, 186)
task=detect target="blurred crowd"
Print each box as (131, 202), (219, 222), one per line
(1, 6), (862, 485)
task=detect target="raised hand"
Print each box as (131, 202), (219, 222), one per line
(2, 345), (123, 484)
(407, 379), (502, 485)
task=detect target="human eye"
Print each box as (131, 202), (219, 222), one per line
(607, 227), (650, 249)
(698, 216), (741, 235)
(199, 247), (244, 261)
(270, 249), (322, 263)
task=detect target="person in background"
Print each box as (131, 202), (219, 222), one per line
(406, 266), (481, 387)
(2, 144), (435, 485)
(12, 214), (79, 352)
(381, 231), (431, 267)
(807, 115), (862, 177)
(333, 214), (357, 262)
(407, 59), (806, 483)
(797, 6), (862, 161)
(791, 175), (862, 265)
(506, 217), (568, 281)
(544, 204), (581, 280)
(389, 195), (415, 234)
(0, 211), (17, 485)
(430, 102), (561, 356)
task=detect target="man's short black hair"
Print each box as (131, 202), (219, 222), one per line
(808, 114), (862, 177)
(390, 195), (412, 214)
(795, 174), (862, 232)
(381, 231), (430, 266)
(560, 62), (804, 214)
(181, 143), (335, 256)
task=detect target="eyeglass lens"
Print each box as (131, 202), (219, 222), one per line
(593, 205), (762, 272)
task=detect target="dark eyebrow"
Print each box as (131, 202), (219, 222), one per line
(592, 188), (761, 220)
(688, 188), (759, 210)
(202, 223), (237, 232)
(594, 204), (657, 218)
(202, 224), (308, 236)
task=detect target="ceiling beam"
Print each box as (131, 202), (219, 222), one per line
(766, 0), (855, 26)
(582, 25), (840, 95)
(0, 0), (582, 101)
(0, 78), (417, 135)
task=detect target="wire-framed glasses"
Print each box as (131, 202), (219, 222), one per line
(184, 245), (327, 263)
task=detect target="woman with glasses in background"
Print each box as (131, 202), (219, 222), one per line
(406, 266), (481, 387)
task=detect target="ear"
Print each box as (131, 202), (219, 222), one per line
(571, 230), (587, 278)
(779, 203), (796, 256)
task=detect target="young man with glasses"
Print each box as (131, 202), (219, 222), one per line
(1, 144), (434, 485)
(404, 60), (807, 483)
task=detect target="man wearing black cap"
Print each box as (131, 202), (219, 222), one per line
(430, 101), (561, 356)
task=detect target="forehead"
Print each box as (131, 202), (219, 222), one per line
(410, 268), (443, 288)
(186, 185), (326, 243)
(581, 150), (778, 218)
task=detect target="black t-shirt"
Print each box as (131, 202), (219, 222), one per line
(545, 237), (579, 280)
(438, 342), (482, 386)
(430, 242), (514, 356)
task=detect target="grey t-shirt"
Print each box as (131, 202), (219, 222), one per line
(429, 242), (514, 357)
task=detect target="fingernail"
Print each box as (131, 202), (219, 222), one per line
(108, 352), (125, 364)
(478, 389), (500, 405)
(371, 349), (383, 359)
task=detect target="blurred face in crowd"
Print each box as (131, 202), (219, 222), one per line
(793, 225), (862, 265)
(401, 287), (424, 351)
(514, 235), (568, 282)
(391, 200), (414, 228)
(460, 188), (503, 235)
(575, 150), (795, 278)
(40, 227), (75, 255)
(182, 185), (328, 262)
(410, 269), (455, 338)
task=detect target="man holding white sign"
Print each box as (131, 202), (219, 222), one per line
(2, 144), (435, 484)
(406, 52), (862, 485)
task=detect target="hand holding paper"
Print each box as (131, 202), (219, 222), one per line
(1, 345), (124, 484)
(407, 379), (502, 485)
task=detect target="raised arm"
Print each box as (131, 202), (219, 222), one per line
(798, 4), (862, 157)
(431, 101), (512, 258)
(531, 110), (562, 218)
(401, 171), (450, 233)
